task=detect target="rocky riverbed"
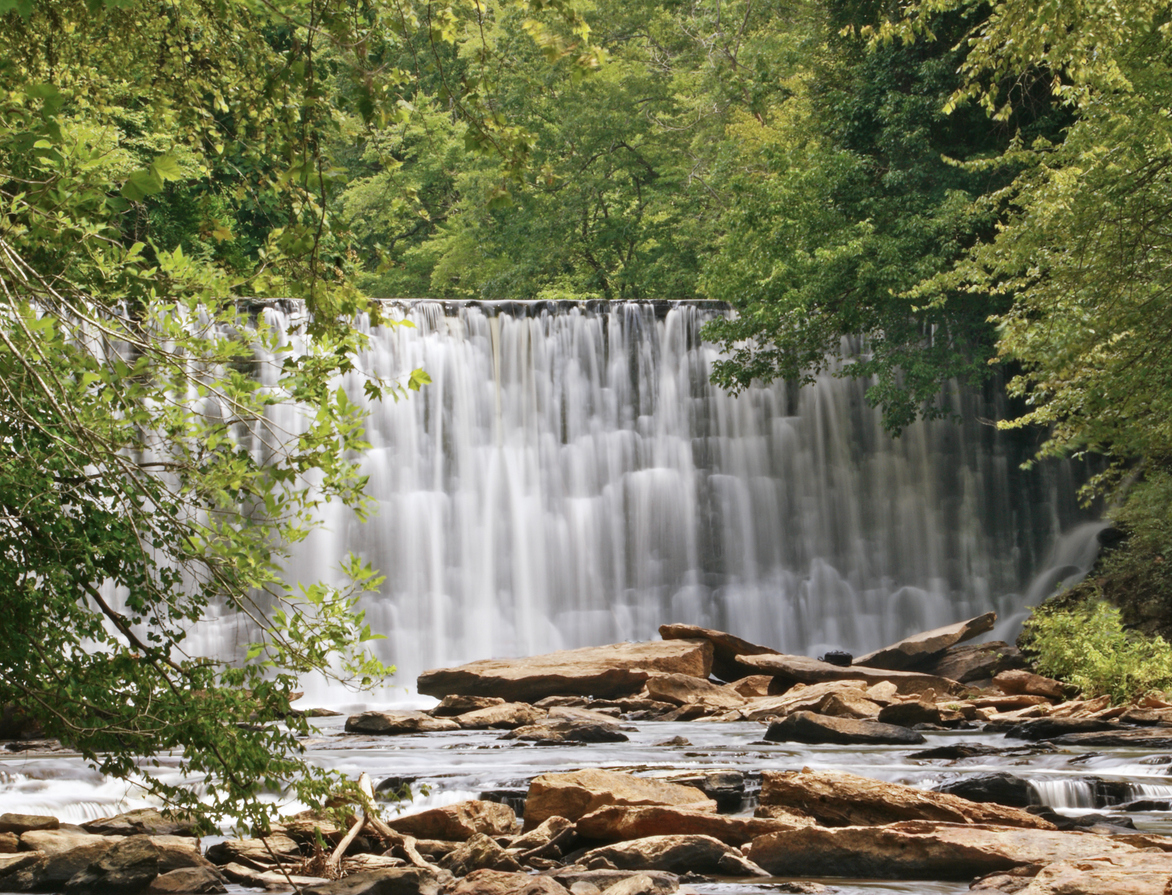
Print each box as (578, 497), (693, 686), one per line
(6, 615), (1172, 895)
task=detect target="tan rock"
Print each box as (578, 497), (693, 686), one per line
(147, 867), (227, 894)
(727, 675), (773, 698)
(344, 711), (461, 735)
(644, 674), (745, 710)
(387, 800), (517, 841)
(523, 769), (716, 831)
(0, 832), (16, 853)
(0, 853), (41, 877)
(864, 681), (900, 704)
(456, 703), (546, 730)
(968, 694), (1053, 710)
(432, 695), (507, 716)
(547, 706), (623, 724)
(737, 654), (962, 695)
(744, 821), (1144, 879)
(757, 769), (1055, 829)
(576, 805), (813, 846)
(83, 808), (198, 837)
(510, 816), (576, 852)
(854, 613), (997, 671)
(994, 670), (1067, 700)
(922, 642), (1027, 683)
(20, 829), (118, 856)
(581, 834), (767, 876)
(419, 640), (714, 702)
(440, 833), (523, 876)
(740, 680), (872, 720)
(1018, 852), (1172, 894)
(451, 868), (571, 895)
(0, 814), (59, 835)
(219, 862), (328, 890)
(204, 835), (302, 868)
(817, 690), (882, 720)
(550, 869), (679, 895)
(764, 711), (926, 746)
(658, 624), (780, 681)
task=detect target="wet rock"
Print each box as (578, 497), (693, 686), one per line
(0, 814), (59, 834)
(933, 773), (1035, 809)
(993, 671), (1067, 700)
(877, 700), (966, 728)
(344, 712), (460, 735)
(550, 869), (679, 895)
(523, 770), (716, 830)
(440, 833), (523, 876)
(764, 711), (926, 746)
(757, 769), (1054, 829)
(1014, 852), (1172, 895)
(301, 867), (445, 895)
(744, 820), (1143, 879)
(575, 805), (813, 847)
(854, 613), (997, 671)
(659, 771), (746, 814)
(738, 653), (962, 695)
(451, 868), (571, 895)
(580, 834), (767, 876)
(504, 721), (629, 745)
(417, 640), (714, 702)
(387, 800), (517, 841)
(204, 835), (302, 868)
(657, 624), (780, 682)
(923, 642), (1027, 683)
(83, 810), (197, 838)
(64, 835), (160, 895)
(1051, 728), (1172, 748)
(1002, 718), (1125, 741)
(910, 743), (1005, 760)
(147, 868), (226, 894)
(478, 790), (529, 816)
(432, 696), (507, 717)
(456, 703), (546, 730)
(643, 674), (745, 710)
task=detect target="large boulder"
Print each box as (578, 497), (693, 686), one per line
(575, 805), (814, 847)
(994, 670), (1067, 700)
(739, 680), (873, 721)
(147, 868), (226, 895)
(756, 770), (1054, 829)
(643, 674), (745, 710)
(1016, 852), (1172, 895)
(438, 834), (522, 876)
(922, 642), (1027, 683)
(503, 720), (629, 745)
(933, 773), (1035, 809)
(450, 869), (570, 895)
(0, 814), (58, 834)
(744, 821), (1144, 879)
(853, 613), (997, 671)
(523, 770), (716, 830)
(455, 703), (546, 730)
(764, 711), (926, 746)
(83, 810), (197, 838)
(345, 712), (460, 735)
(20, 830), (117, 856)
(3, 845), (115, 892)
(64, 835), (160, 895)
(657, 624), (780, 681)
(580, 835), (768, 876)
(300, 868), (444, 895)
(204, 835), (302, 868)
(736, 654), (961, 695)
(386, 800), (516, 841)
(431, 696), (506, 717)
(417, 641), (714, 702)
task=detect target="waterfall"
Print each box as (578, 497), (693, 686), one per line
(216, 299), (1093, 690)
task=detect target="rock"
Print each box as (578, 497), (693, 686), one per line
(740, 680), (873, 721)
(523, 770), (716, 830)
(387, 800), (517, 841)
(456, 703), (547, 730)
(968, 694), (1054, 710)
(1015, 852), (1172, 895)
(64, 835), (160, 895)
(993, 670), (1067, 700)
(217, 863), (328, 890)
(550, 870), (679, 895)
(580, 834), (767, 876)
(593, 874), (663, 895)
(727, 676), (773, 698)
(0, 832), (16, 853)
(1051, 728), (1172, 748)
(643, 674), (744, 710)
(854, 613), (997, 671)
(744, 820), (1144, 879)
(816, 690), (883, 720)
(20, 830), (117, 856)
(147, 868), (226, 894)
(575, 805), (813, 846)
(0, 853), (41, 878)
(757, 769), (1054, 829)
(658, 771), (746, 813)
(511, 817), (576, 852)
(504, 721), (629, 745)
(764, 711), (926, 746)
(922, 642), (1027, 683)
(737, 654), (962, 695)
(933, 773), (1035, 809)
(204, 835), (302, 868)
(3, 844), (116, 891)
(877, 700), (966, 728)
(0, 813), (59, 834)
(432, 696), (507, 717)
(418, 640), (714, 702)
(440, 833), (523, 876)
(547, 706), (623, 724)
(270, 810), (348, 844)
(301, 867), (445, 895)
(83, 810), (197, 838)
(450, 869), (571, 895)
(657, 624), (779, 682)
(1002, 718), (1124, 741)
(149, 839), (209, 874)
(345, 712), (461, 735)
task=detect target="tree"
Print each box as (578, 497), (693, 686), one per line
(0, 0), (591, 831)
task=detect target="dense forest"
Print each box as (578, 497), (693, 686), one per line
(3, 0), (1172, 825)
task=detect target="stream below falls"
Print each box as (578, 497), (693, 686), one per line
(5, 708), (1172, 894)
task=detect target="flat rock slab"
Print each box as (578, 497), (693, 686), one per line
(387, 800), (516, 841)
(658, 624), (780, 681)
(418, 640), (714, 702)
(450, 869), (570, 895)
(576, 805), (814, 846)
(744, 820), (1144, 880)
(549, 869), (680, 895)
(1051, 728), (1172, 748)
(737, 654), (961, 695)
(644, 673), (745, 710)
(19, 830), (118, 856)
(580, 834), (767, 876)
(83, 809), (198, 838)
(0, 814), (59, 834)
(1017, 852), (1172, 895)
(302, 868), (445, 895)
(345, 712), (461, 735)
(456, 703), (546, 730)
(765, 711), (926, 746)
(923, 642), (1027, 683)
(853, 612), (997, 671)
(757, 769), (1053, 829)
(524, 769), (716, 830)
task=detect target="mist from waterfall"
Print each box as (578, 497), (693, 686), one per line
(194, 299), (1095, 692)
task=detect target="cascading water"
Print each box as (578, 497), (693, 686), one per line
(192, 299), (1096, 690)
